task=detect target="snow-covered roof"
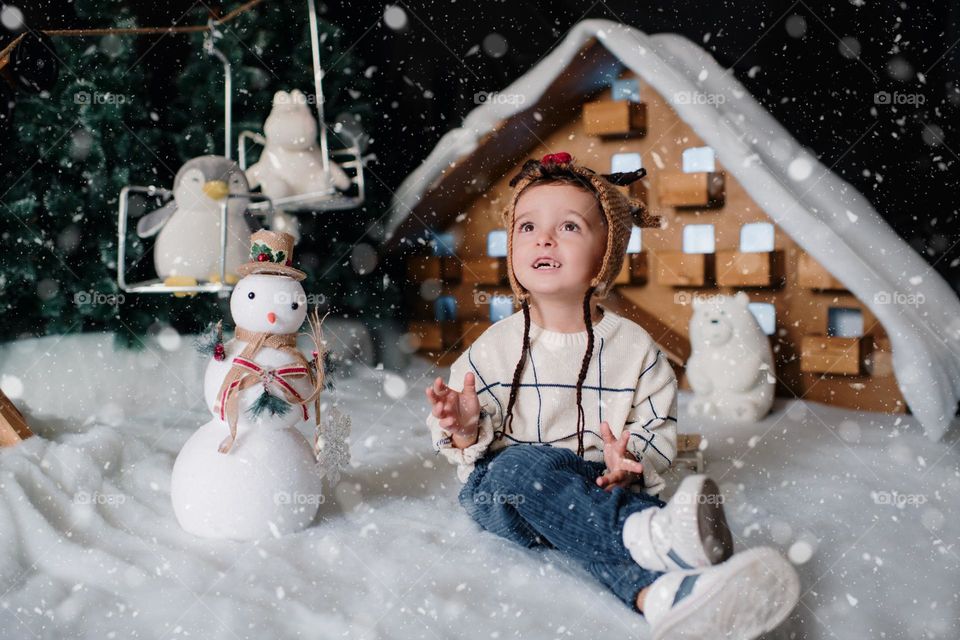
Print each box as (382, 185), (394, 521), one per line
(386, 19), (960, 441)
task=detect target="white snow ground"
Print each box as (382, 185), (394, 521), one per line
(1, 333), (958, 639)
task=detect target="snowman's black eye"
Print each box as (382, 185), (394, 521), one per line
(291, 302), (299, 310)
(247, 291), (256, 300)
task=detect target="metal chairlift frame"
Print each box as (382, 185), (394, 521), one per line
(117, 0), (363, 296)
(116, 23), (273, 298)
(117, 187), (273, 296)
(237, 0), (366, 213)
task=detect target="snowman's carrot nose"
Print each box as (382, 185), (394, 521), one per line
(267, 312), (277, 324)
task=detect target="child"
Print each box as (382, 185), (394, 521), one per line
(425, 152), (800, 639)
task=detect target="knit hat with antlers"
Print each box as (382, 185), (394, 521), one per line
(502, 151), (659, 303)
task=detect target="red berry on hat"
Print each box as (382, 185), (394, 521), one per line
(257, 252), (268, 262)
(286, 259), (292, 266)
(213, 343), (225, 361)
(541, 151), (572, 165)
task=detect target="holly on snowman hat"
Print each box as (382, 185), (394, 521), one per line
(236, 229), (306, 281)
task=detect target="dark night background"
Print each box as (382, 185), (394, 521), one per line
(3, 0), (959, 312)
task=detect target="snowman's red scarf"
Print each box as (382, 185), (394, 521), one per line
(213, 311), (325, 454)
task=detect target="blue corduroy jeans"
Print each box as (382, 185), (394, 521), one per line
(458, 444), (666, 609)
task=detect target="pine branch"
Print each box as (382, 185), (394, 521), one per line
(247, 389), (292, 419)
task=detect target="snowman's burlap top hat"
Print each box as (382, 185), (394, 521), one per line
(236, 230), (306, 281)
(502, 152), (659, 302)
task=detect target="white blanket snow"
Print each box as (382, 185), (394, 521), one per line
(385, 19), (960, 442)
(0, 333), (958, 639)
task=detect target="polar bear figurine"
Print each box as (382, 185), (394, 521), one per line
(686, 292), (775, 422)
(246, 89), (351, 201)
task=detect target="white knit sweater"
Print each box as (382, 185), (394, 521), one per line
(427, 307), (678, 496)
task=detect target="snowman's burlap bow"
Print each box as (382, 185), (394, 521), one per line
(214, 308), (326, 454)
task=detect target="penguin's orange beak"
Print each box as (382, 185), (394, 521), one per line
(202, 180), (229, 200)
(267, 312), (277, 324)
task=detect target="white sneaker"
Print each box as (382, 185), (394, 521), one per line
(622, 475), (733, 572)
(642, 547), (800, 640)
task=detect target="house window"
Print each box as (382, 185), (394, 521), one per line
(626, 226), (642, 254)
(682, 224), (715, 254)
(827, 307), (863, 337)
(430, 231), (456, 257)
(748, 302), (776, 336)
(434, 296), (457, 322)
(487, 229), (507, 258)
(611, 152), (643, 174)
(490, 294), (514, 322)
(682, 147), (716, 173)
(740, 222), (775, 253)
(611, 78), (641, 102)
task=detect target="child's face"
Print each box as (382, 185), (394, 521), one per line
(512, 183), (607, 302)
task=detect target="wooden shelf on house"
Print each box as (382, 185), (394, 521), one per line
(582, 100), (647, 138)
(629, 253), (648, 284)
(407, 320), (464, 352)
(866, 336), (894, 377)
(406, 256), (462, 285)
(605, 253), (648, 287)
(614, 261), (631, 285)
(656, 252), (712, 287)
(408, 320), (443, 352)
(658, 171), (725, 208)
(461, 320), (492, 349)
(800, 335), (864, 376)
(715, 250), (782, 288)
(463, 258), (508, 286)
(611, 255), (650, 287)
(407, 319), (492, 367)
(675, 433), (704, 472)
(1, 390), (33, 447)
(797, 253), (846, 290)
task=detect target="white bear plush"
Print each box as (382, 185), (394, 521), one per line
(686, 292), (775, 422)
(246, 89), (351, 201)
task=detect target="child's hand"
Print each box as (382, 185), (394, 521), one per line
(425, 373), (481, 446)
(596, 421), (644, 491)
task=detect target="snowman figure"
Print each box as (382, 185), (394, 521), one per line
(246, 89), (352, 201)
(136, 155), (255, 290)
(171, 230), (335, 540)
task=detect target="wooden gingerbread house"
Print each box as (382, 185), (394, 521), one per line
(1, 389), (33, 447)
(383, 20), (960, 440)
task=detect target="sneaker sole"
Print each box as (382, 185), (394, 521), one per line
(652, 547), (801, 640)
(698, 478), (734, 565)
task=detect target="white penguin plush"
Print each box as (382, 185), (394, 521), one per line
(686, 292), (775, 422)
(246, 90), (351, 201)
(171, 231), (327, 540)
(136, 155), (254, 288)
